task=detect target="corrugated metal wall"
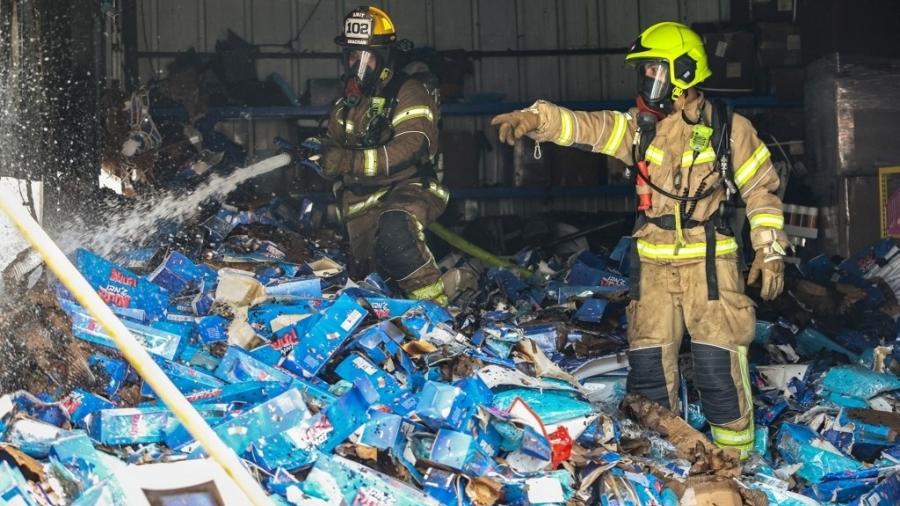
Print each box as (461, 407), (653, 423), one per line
(135, 0), (731, 218)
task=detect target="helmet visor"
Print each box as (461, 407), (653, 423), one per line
(635, 60), (670, 101)
(343, 49), (383, 84)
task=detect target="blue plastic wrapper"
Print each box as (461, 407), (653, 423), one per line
(351, 321), (404, 366)
(90, 406), (170, 445)
(87, 355), (129, 398)
(0, 461), (39, 506)
(416, 381), (473, 432)
(803, 475), (881, 504)
(197, 314), (229, 344)
(264, 276), (321, 298)
(62, 389), (116, 429)
(428, 428), (494, 476)
(284, 293), (366, 378)
(687, 403), (707, 430)
(141, 356), (223, 398)
(211, 388), (310, 456)
(492, 389), (593, 425)
(49, 432), (117, 485)
(794, 327), (860, 361)
(501, 469), (575, 505)
(7, 418), (72, 458)
(116, 247), (159, 272)
(282, 384), (373, 468)
(422, 468), (464, 505)
(73, 248), (169, 321)
(69, 307), (185, 360)
(147, 250), (206, 295)
(359, 412), (403, 450)
(302, 452), (442, 506)
(574, 298), (609, 323)
(334, 352), (406, 407)
(202, 207), (242, 243)
(776, 422), (863, 483)
(849, 473), (900, 506)
(214, 345), (296, 385)
(821, 365), (900, 402)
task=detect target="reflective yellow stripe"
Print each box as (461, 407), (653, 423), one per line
(338, 119), (355, 134)
(363, 149), (378, 177)
(346, 189), (388, 217)
(392, 106), (434, 127)
(710, 425), (754, 447)
(636, 237), (738, 260)
(681, 147), (716, 168)
(644, 145), (664, 166)
(554, 108), (575, 146)
(600, 111), (627, 155)
(738, 346), (753, 421)
(749, 213), (784, 230)
(428, 183), (450, 204)
(408, 279), (445, 301)
(735, 143), (771, 188)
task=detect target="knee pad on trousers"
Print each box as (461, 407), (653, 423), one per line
(374, 210), (428, 281)
(626, 347), (670, 409)
(692, 342), (742, 424)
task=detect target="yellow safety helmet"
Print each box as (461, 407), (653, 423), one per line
(335, 6), (398, 48)
(625, 22), (711, 111)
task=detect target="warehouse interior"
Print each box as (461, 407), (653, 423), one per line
(0, 1), (899, 505)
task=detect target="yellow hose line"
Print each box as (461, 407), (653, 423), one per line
(0, 192), (273, 506)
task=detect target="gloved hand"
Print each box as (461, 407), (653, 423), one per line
(748, 248), (784, 301)
(490, 110), (541, 146)
(319, 144), (354, 179)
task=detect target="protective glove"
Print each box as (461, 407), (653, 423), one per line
(319, 144), (354, 179)
(490, 110), (541, 146)
(748, 248), (785, 301)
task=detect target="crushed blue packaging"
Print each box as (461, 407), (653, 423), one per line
(285, 293), (366, 377)
(283, 385), (373, 465)
(849, 473), (899, 506)
(428, 429), (494, 476)
(147, 250), (205, 295)
(6, 418), (72, 458)
(776, 422), (862, 483)
(215, 345), (297, 385)
(62, 389), (116, 429)
(302, 452), (442, 506)
(211, 388), (310, 455)
(70, 308), (185, 360)
(574, 298), (609, 323)
(264, 276), (321, 298)
(422, 468), (463, 505)
(141, 356), (224, 398)
(197, 314), (229, 344)
(416, 381), (472, 432)
(359, 412), (403, 450)
(202, 207), (241, 243)
(821, 365), (900, 402)
(91, 406), (170, 445)
(87, 355), (129, 397)
(0, 461), (39, 506)
(334, 352), (405, 406)
(49, 432), (117, 483)
(74, 248), (169, 321)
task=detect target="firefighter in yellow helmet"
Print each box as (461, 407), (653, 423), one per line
(492, 22), (789, 456)
(318, 6), (449, 305)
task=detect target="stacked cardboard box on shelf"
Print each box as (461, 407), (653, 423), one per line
(805, 55), (900, 256)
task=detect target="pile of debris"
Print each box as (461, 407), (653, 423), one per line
(0, 197), (897, 506)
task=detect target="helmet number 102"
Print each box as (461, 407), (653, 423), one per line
(346, 19), (372, 38)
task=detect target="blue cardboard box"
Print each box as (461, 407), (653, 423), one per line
(286, 293), (367, 377)
(74, 248), (169, 321)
